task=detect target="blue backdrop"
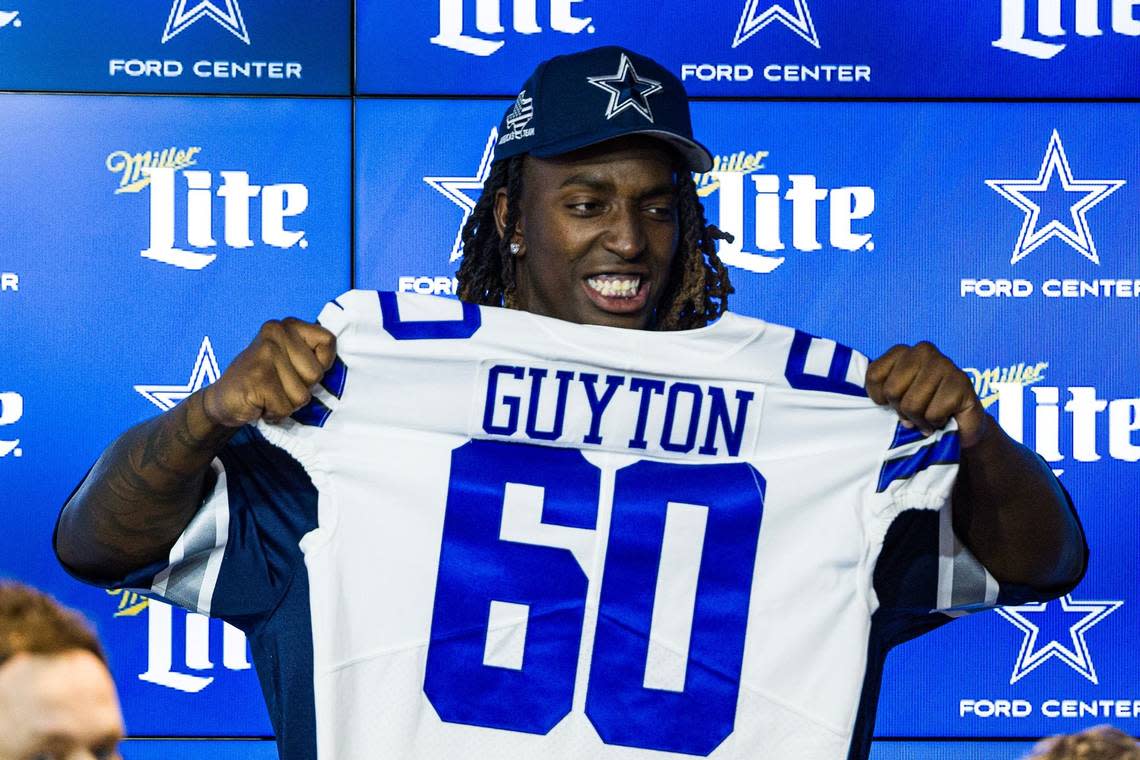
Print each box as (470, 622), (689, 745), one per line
(357, 0), (1140, 96)
(2, 0), (1138, 756)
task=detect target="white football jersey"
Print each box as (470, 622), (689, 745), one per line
(130, 291), (1015, 760)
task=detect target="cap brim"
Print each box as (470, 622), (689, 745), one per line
(530, 129), (713, 173)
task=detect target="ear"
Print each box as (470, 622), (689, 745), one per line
(493, 188), (525, 249)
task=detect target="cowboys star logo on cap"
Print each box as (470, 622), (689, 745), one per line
(586, 52), (664, 123)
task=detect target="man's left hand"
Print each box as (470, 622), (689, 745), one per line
(866, 342), (989, 448)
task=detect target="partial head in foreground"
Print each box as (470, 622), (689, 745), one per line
(1026, 725), (1140, 759)
(456, 46), (733, 330)
(0, 582), (123, 760)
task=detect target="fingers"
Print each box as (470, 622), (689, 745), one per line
(864, 344), (907, 407)
(211, 318), (338, 426)
(866, 342), (979, 437)
(277, 318), (331, 386)
(289, 319), (338, 372)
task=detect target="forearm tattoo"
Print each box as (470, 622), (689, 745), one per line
(61, 391), (238, 572)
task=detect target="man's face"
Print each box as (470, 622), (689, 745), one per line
(497, 136), (680, 329)
(0, 650), (124, 760)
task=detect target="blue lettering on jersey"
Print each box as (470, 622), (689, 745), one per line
(698, 387), (756, 456)
(480, 366), (756, 457)
(424, 440), (766, 755)
(579, 372), (625, 445)
(785, 329), (867, 397)
(483, 365), (525, 435)
(424, 441), (598, 734)
(660, 383), (703, 453)
(586, 459), (765, 755)
(628, 378), (667, 450)
(378, 291), (482, 340)
(524, 368), (574, 441)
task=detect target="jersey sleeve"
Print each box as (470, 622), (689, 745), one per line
(867, 419), (1075, 642)
(106, 294), (357, 628)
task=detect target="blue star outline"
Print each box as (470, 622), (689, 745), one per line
(986, 130), (1124, 266)
(997, 593), (1123, 685)
(424, 128), (498, 264)
(135, 337), (222, 411)
(163, 0), (250, 45)
(733, 0), (820, 49)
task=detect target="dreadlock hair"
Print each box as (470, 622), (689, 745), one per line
(455, 155), (734, 331)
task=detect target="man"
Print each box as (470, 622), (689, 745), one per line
(56, 47), (1085, 758)
(0, 582), (124, 760)
(1027, 725), (1140, 759)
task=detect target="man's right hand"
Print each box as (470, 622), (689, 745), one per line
(202, 318), (337, 428)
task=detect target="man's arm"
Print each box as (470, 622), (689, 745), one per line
(56, 319), (336, 585)
(866, 342), (1086, 594)
(951, 414), (1086, 592)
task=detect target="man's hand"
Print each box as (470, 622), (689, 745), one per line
(865, 341), (989, 448)
(202, 318), (337, 428)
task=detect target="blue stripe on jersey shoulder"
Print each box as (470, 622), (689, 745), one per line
(876, 433), (960, 493)
(330, 297), (346, 310)
(378, 291), (482, 340)
(291, 397), (332, 428)
(290, 356), (347, 427)
(888, 422), (928, 450)
(320, 356), (348, 399)
(215, 426), (319, 760)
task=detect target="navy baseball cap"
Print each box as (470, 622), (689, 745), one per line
(494, 46), (712, 173)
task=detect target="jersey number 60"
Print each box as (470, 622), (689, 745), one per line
(424, 440), (766, 756)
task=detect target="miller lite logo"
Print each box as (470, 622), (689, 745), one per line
(0, 391), (22, 458)
(994, 0), (1140, 59)
(134, 165), (310, 271)
(703, 155), (876, 274)
(138, 600), (251, 693)
(431, 0), (594, 56)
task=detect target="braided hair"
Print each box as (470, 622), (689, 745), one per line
(455, 155), (735, 331)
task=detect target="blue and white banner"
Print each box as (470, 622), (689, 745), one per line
(0, 1), (349, 94)
(356, 97), (1140, 738)
(356, 0), (1140, 97)
(0, 92), (351, 735)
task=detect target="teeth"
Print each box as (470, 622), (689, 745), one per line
(587, 275), (641, 298)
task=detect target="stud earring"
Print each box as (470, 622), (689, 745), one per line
(509, 242), (521, 255)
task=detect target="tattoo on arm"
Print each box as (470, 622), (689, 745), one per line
(58, 390), (240, 581)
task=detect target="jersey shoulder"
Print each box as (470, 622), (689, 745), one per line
(731, 315), (872, 398)
(318, 292), (873, 400)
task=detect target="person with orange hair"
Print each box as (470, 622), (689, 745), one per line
(0, 582), (124, 760)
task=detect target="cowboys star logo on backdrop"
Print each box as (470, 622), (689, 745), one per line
(986, 130), (1124, 266)
(733, 0), (819, 49)
(997, 595), (1123, 685)
(0, 9), (20, 29)
(682, 1), (869, 87)
(424, 129), (498, 265)
(131, 337), (252, 694)
(163, 0), (250, 44)
(135, 337), (221, 410)
(964, 129), (1129, 299)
